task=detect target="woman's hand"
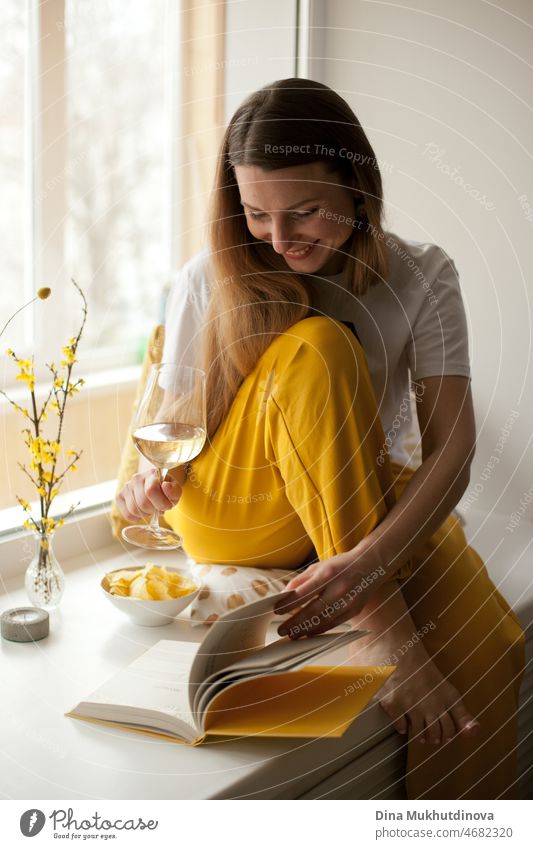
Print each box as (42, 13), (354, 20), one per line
(116, 469), (182, 522)
(275, 542), (392, 638)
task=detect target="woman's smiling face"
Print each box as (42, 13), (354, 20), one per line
(235, 161), (358, 275)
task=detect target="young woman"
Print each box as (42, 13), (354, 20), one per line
(117, 78), (525, 799)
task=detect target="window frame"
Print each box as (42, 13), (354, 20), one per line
(2, 0), (183, 386)
(1, 0), (226, 532)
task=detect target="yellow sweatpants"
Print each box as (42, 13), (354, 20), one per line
(392, 464), (525, 799)
(167, 316), (525, 799)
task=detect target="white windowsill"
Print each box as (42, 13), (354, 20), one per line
(0, 482), (119, 581)
(0, 478), (120, 584)
(0, 479), (117, 539)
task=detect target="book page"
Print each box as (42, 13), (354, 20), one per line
(199, 629), (369, 696)
(67, 640), (198, 739)
(189, 590), (292, 717)
(203, 665), (396, 739)
(222, 629), (370, 673)
(195, 629), (369, 720)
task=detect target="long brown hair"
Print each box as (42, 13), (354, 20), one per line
(203, 78), (388, 436)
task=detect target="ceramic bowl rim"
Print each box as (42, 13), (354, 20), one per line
(100, 565), (200, 603)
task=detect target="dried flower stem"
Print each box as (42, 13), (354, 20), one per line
(3, 280), (87, 537)
(0, 288), (51, 339)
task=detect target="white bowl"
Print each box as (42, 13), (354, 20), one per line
(100, 566), (200, 627)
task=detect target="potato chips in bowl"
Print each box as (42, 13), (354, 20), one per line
(101, 564), (199, 626)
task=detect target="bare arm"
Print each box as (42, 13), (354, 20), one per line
(277, 375), (477, 630)
(358, 374), (476, 574)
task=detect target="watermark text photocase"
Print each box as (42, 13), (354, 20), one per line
(421, 143), (496, 212)
(506, 482), (533, 533)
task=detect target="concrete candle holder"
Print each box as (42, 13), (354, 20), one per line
(1, 607), (49, 642)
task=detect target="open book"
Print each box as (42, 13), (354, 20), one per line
(66, 591), (395, 744)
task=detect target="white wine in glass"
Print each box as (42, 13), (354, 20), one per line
(122, 363), (207, 550)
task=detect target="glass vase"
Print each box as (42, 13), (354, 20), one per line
(24, 532), (65, 610)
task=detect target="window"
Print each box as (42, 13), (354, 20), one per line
(0, 0), (31, 351)
(0, 0), (225, 515)
(64, 0), (171, 360)
(1, 0), (226, 383)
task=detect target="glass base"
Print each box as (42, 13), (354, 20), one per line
(121, 524), (183, 550)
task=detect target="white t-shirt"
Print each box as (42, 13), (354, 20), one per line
(162, 231), (471, 468)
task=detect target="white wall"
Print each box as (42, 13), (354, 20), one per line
(306, 0), (533, 521)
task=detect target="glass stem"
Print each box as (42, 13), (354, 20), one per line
(149, 466), (167, 536)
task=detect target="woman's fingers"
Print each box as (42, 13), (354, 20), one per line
(145, 474), (181, 511)
(116, 471), (182, 521)
(131, 472), (161, 514)
(277, 568), (375, 635)
(285, 564), (335, 600)
(274, 568), (328, 614)
(162, 479), (182, 503)
(277, 582), (357, 637)
(116, 491), (140, 522)
(278, 562), (369, 617)
(277, 598), (323, 637)
(116, 479), (149, 521)
(285, 570), (312, 591)
(278, 547), (389, 626)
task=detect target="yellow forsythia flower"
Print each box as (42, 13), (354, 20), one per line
(61, 346), (76, 366)
(4, 280), (86, 532)
(16, 372), (35, 392)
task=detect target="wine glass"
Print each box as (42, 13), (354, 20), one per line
(121, 363), (207, 549)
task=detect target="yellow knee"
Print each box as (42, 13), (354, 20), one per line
(263, 316), (368, 383)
